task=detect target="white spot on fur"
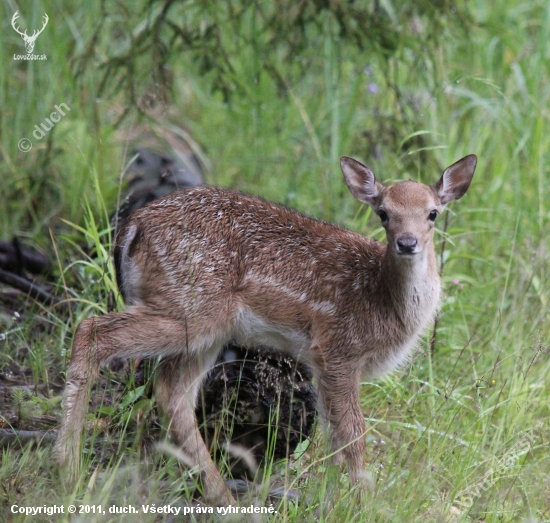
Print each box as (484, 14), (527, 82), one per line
(120, 225), (142, 304)
(245, 273), (308, 303)
(309, 300), (336, 315)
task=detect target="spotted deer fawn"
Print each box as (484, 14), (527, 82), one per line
(56, 154), (476, 503)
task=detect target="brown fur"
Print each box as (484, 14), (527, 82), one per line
(55, 155), (477, 503)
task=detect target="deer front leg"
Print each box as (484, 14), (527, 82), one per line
(155, 354), (235, 505)
(318, 368), (369, 492)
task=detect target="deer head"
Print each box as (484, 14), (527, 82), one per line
(11, 11), (49, 54)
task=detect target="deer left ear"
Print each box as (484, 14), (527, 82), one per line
(341, 156), (384, 207)
(434, 154), (477, 206)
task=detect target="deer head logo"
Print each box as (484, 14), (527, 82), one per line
(11, 11), (49, 55)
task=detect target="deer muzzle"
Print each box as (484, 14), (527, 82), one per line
(396, 233), (418, 255)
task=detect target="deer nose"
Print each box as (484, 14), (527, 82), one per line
(396, 234), (418, 255)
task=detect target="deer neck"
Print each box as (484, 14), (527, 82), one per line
(379, 242), (440, 325)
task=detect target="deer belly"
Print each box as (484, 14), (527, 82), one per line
(233, 308), (311, 354)
(361, 338), (417, 379)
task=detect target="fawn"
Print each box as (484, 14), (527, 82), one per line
(55, 154), (476, 503)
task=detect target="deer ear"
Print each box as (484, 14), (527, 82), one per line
(434, 154), (477, 205)
(340, 156), (382, 206)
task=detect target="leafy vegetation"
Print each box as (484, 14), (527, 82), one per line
(1, 1), (549, 521)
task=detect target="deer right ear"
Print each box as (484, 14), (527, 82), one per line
(340, 156), (382, 206)
(434, 154), (477, 206)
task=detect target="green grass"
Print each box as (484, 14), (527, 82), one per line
(1, 0), (549, 522)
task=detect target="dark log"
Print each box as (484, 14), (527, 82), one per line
(0, 269), (60, 306)
(0, 428), (57, 448)
(112, 145), (204, 226)
(0, 239), (51, 275)
(197, 342), (316, 477)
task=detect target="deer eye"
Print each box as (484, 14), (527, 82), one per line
(428, 210), (438, 221)
(379, 210), (389, 223)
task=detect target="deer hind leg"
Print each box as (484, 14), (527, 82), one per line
(155, 352), (235, 505)
(55, 306), (194, 485)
